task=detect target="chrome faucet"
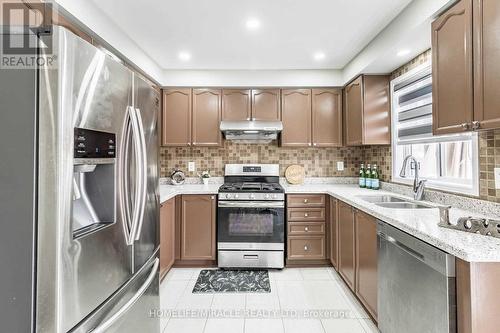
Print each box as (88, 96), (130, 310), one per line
(399, 155), (427, 201)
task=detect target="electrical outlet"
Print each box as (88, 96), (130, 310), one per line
(337, 161), (345, 171)
(188, 161), (195, 172)
(495, 168), (500, 189)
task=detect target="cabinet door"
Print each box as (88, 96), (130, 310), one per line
(432, 0), (473, 135)
(251, 89), (281, 121)
(338, 201), (355, 290)
(355, 210), (378, 319)
(363, 76), (391, 145)
(180, 195), (216, 260)
(312, 88), (342, 147)
(222, 89), (251, 121)
(281, 89), (312, 147)
(160, 198), (175, 280)
(192, 89), (222, 146)
(162, 89), (191, 146)
(329, 197), (338, 269)
(473, 0), (500, 130)
(345, 77), (364, 146)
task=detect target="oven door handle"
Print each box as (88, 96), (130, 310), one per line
(218, 201), (284, 208)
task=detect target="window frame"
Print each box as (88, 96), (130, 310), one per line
(390, 62), (479, 196)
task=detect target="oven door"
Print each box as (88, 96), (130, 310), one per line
(217, 201), (285, 250)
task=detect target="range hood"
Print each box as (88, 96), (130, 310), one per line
(220, 120), (283, 143)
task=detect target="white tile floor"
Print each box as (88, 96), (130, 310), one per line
(160, 267), (379, 333)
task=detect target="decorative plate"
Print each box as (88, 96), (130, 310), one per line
(285, 165), (305, 184)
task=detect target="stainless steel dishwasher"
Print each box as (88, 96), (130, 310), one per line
(377, 222), (456, 333)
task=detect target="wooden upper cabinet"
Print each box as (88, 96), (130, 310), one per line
(329, 197), (338, 269)
(338, 201), (356, 290)
(192, 89), (222, 147)
(222, 89), (251, 121)
(432, 0), (473, 135)
(160, 198), (175, 280)
(345, 77), (364, 146)
(281, 89), (312, 147)
(355, 210), (378, 320)
(344, 75), (391, 146)
(180, 195), (216, 260)
(162, 88), (191, 146)
(473, 0), (500, 130)
(312, 88), (342, 147)
(251, 89), (281, 121)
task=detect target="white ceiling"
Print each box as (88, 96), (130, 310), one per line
(90, 0), (412, 70)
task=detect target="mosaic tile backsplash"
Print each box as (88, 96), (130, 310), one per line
(160, 141), (364, 178)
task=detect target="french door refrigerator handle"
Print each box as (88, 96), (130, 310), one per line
(119, 106), (141, 245)
(89, 258), (159, 333)
(133, 107), (148, 241)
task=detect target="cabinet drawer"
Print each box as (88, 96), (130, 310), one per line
(287, 208), (325, 221)
(287, 194), (325, 208)
(287, 236), (325, 260)
(288, 222), (325, 235)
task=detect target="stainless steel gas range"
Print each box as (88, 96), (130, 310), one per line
(217, 164), (285, 269)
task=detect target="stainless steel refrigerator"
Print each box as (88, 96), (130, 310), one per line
(0, 26), (160, 332)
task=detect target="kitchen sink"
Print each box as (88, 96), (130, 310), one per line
(375, 202), (434, 209)
(356, 195), (406, 203)
(356, 195), (435, 209)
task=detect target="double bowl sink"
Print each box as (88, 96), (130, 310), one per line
(356, 194), (435, 209)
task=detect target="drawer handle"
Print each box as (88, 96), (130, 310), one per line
(243, 254), (259, 260)
(304, 245), (309, 251)
(304, 199), (308, 203)
(304, 213), (309, 217)
(304, 227), (309, 232)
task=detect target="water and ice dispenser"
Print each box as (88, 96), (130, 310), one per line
(72, 128), (116, 239)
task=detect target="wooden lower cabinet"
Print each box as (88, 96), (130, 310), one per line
(355, 210), (378, 320)
(338, 201), (356, 289)
(457, 259), (500, 333)
(329, 197), (338, 269)
(180, 195), (216, 260)
(160, 198), (176, 280)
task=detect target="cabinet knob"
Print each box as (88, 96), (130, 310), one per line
(313, 143), (317, 146)
(461, 123), (470, 130)
(187, 143), (191, 146)
(304, 213), (309, 217)
(304, 199), (308, 203)
(472, 121), (480, 130)
(308, 143), (312, 146)
(211, 196), (215, 200)
(251, 117), (256, 121)
(246, 117), (251, 121)
(304, 227), (309, 232)
(304, 245), (309, 251)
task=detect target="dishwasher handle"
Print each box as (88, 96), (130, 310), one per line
(378, 232), (425, 262)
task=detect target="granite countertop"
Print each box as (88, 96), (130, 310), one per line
(159, 182), (500, 262)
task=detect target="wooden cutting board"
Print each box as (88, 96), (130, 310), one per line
(285, 165), (305, 184)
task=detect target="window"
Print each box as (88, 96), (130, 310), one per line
(391, 62), (479, 196)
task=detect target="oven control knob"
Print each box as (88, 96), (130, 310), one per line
(464, 219), (473, 230)
(234, 194), (239, 199)
(265, 194), (270, 199)
(250, 194), (255, 199)
(225, 194), (231, 199)
(272, 194), (277, 199)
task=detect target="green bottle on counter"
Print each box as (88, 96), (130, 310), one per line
(371, 164), (380, 190)
(365, 164), (372, 189)
(359, 164), (366, 188)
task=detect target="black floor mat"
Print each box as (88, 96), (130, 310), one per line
(192, 269), (271, 293)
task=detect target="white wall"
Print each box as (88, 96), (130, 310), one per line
(54, 0), (164, 83)
(54, 0), (456, 87)
(162, 69), (344, 87)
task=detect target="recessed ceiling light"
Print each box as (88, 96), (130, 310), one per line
(397, 49), (411, 57)
(313, 52), (326, 61)
(178, 51), (191, 61)
(246, 18), (261, 30)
